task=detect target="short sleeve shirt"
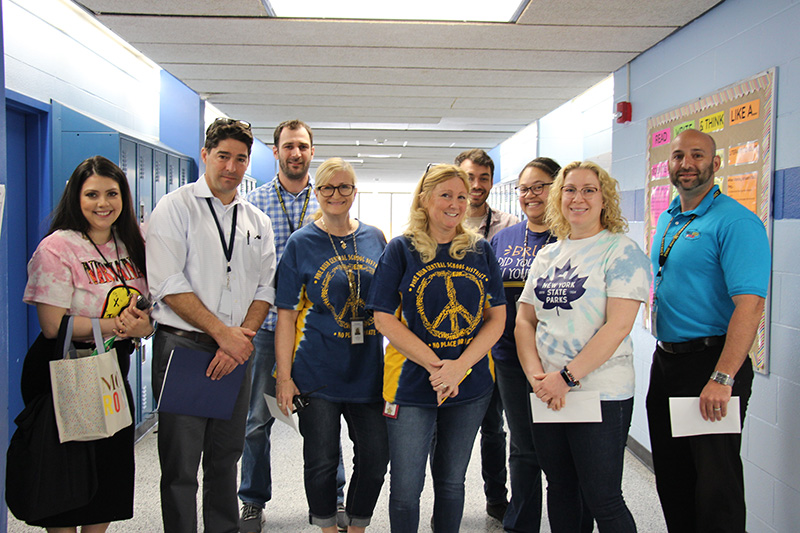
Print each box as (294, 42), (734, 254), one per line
(519, 230), (651, 400)
(24, 229), (148, 318)
(490, 221), (556, 365)
(276, 221), (386, 403)
(367, 237), (506, 407)
(651, 186), (770, 342)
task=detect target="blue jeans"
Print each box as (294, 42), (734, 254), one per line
(238, 328), (277, 508)
(239, 329), (346, 509)
(495, 361), (541, 533)
(480, 382), (508, 505)
(386, 392), (492, 533)
(298, 398), (389, 528)
(533, 398), (636, 533)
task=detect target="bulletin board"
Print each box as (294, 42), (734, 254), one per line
(644, 68), (775, 373)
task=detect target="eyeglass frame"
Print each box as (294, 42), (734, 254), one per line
(316, 184), (356, 197)
(560, 185), (600, 199)
(515, 183), (552, 196)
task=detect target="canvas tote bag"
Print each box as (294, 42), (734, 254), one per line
(49, 317), (133, 443)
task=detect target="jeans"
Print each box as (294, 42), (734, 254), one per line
(647, 344), (752, 533)
(239, 328), (276, 508)
(386, 392), (492, 533)
(480, 382), (508, 505)
(533, 398), (636, 533)
(298, 398), (389, 528)
(494, 361), (541, 533)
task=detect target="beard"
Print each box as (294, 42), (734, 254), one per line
(669, 163), (714, 193)
(280, 157), (310, 181)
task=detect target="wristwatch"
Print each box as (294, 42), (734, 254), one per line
(710, 370), (735, 387)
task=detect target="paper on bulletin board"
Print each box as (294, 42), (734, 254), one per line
(727, 173), (758, 214)
(0, 184), (5, 239)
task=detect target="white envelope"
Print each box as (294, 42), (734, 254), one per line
(669, 397), (741, 437)
(530, 390), (602, 423)
(264, 393), (300, 434)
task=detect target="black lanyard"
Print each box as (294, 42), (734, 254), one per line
(656, 189), (720, 278)
(274, 181), (311, 234)
(206, 198), (238, 274)
(483, 206), (493, 239)
(86, 230), (131, 294)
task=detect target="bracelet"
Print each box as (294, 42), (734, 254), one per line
(276, 377), (294, 386)
(560, 366), (581, 387)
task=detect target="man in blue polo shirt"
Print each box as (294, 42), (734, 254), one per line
(646, 129), (770, 533)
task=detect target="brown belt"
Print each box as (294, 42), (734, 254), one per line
(158, 324), (217, 346)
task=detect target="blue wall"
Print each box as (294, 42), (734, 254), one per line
(612, 0), (800, 530)
(159, 70), (202, 169)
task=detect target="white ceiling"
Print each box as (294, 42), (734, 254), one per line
(76, 0), (722, 184)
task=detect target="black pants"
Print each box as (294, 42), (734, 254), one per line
(646, 343), (753, 533)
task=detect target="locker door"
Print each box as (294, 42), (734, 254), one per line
(137, 144), (153, 225)
(153, 150), (167, 205)
(179, 157), (191, 186)
(166, 154), (179, 193)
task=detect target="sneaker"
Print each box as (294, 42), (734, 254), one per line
(337, 503), (347, 532)
(239, 502), (265, 533)
(486, 500), (508, 522)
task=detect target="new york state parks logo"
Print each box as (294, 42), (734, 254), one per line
(534, 260), (587, 314)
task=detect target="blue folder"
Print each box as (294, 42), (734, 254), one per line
(156, 345), (247, 420)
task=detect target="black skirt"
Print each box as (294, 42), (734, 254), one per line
(20, 336), (136, 527)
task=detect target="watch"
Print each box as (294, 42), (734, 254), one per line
(710, 370), (735, 387)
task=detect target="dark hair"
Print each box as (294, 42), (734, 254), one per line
(49, 156), (146, 277)
(519, 156), (561, 180)
(204, 118), (254, 155)
(454, 148), (495, 176)
(273, 119), (314, 147)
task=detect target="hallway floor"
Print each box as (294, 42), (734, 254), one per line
(8, 418), (667, 532)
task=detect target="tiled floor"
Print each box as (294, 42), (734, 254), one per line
(8, 419), (667, 532)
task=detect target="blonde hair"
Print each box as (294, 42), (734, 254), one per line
(311, 157), (356, 221)
(404, 164), (480, 263)
(545, 160), (628, 240)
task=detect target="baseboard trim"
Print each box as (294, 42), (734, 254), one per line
(626, 435), (654, 472)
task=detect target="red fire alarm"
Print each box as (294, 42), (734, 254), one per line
(616, 101), (632, 124)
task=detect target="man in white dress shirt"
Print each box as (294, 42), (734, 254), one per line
(146, 118), (276, 533)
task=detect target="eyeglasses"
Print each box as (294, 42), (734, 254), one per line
(561, 186), (600, 199)
(212, 117), (251, 130)
(316, 184), (355, 197)
(516, 183), (552, 196)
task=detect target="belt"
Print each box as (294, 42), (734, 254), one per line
(158, 324), (217, 346)
(657, 335), (725, 354)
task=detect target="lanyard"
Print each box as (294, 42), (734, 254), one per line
(483, 206), (493, 239)
(206, 198), (238, 279)
(274, 181), (311, 234)
(86, 230), (130, 294)
(656, 189), (720, 278)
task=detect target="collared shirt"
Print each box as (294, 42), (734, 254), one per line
(246, 175), (319, 330)
(651, 185), (770, 343)
(146, 175), (277, 332)
(464, 205), (519, 240)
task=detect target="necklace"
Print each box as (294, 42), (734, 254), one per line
(321, 219), (365, 344)
(321, 218), (361, 306)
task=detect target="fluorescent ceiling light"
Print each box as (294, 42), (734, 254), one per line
(264, 0), (530, 22)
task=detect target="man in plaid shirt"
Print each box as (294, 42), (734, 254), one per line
(238, 119), (319, 532)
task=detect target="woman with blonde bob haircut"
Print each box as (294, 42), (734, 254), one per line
(515, 161), (651, 532)
(276, 157), (389, 533)
(367, 164), (507, 533)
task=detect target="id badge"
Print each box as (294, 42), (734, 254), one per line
(219, 288), (233, 316)
(351, 319), (364, 345)
(383, 401), (398, 419)
(650, 297), (658, 338)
